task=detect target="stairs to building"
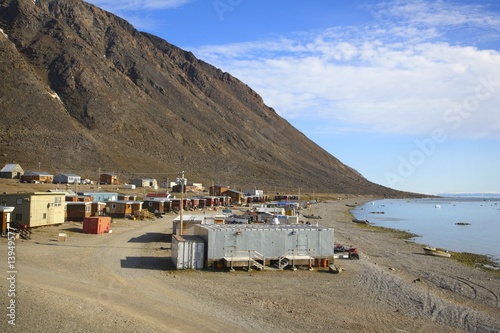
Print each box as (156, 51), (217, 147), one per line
(225, 250), (266, 271)
(9, 221), (32, 240)
(276, 257), (290, 270)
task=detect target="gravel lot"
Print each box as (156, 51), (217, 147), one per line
(1, 196), (499, 332)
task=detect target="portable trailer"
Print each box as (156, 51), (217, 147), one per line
(194, 223), (334, 270)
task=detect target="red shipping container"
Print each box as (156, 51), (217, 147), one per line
(82, 216), (111, 234)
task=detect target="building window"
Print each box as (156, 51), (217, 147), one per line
(111, 204), (116, 209)
(54, 197), (62, 207)
(149, 202), (153, 207)
(43, 213), (47, 219)
(85, 205), (91, 213)
(16, 198), (23, 205)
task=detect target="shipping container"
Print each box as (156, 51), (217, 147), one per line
(171, 235), (205, 269)
(82, 216), (112, 234)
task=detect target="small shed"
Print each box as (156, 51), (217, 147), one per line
(171, 235), (205, 270)
(66, 201), (92, 222)
(0, 206), (15, 235)
(0, 164), (24, 179)
(142, 198), (169, 214)
(105, 200), (142, 218)
(82, 216), (112, 234)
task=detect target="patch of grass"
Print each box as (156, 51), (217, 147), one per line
(355, 222), (418, 239)
(345, 207), (417, 239)
(449, 251), (500, 276)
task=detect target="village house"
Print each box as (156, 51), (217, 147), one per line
(130, 178), (158, 188)
(203, 196), (231, 208)
(142, 197), (171, 214)
(171, 182), (201, 193)
(209, 185), (230, 196)
(223, 189), (246, 205)
(170, 198), (192, 212)
(66, 201), (92, 222)
(100, 173), (119, 185)
(77, 191), (118, 202)
(0, 192), (65, 227)
(0, 163), (24, 179)
(21, 171), (54, 184)
(65, 194), (93, 202)
(104, 200), (143, 218)
(118, 194), (137, 201)
(244, 188), (268, 203)
(53, 173), (81, 184)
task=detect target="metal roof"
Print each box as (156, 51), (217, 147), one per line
(1, 164), (22, 172)
(23, 171), (53, 176)
(198, 224), (331, 232)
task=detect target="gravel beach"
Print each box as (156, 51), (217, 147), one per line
(1, 196), (499, 332)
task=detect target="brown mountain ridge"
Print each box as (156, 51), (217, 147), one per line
(0, 0), (408, 195)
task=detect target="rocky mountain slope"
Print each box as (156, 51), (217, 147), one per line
(0, 0), (408, 195)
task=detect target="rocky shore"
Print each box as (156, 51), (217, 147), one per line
(1, 196), (499, 332)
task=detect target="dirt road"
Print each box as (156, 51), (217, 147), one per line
(1, 197), (499, 332)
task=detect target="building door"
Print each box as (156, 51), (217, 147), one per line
(296, 232), (309, 254)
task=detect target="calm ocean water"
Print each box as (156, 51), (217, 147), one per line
(351, 196), (500, 263)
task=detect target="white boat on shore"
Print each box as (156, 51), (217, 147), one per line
(423, 246), (451, 258)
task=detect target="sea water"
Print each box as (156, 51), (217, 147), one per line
(351, 196), (500, 263)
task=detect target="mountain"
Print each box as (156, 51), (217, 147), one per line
(0, 0), (408, 196)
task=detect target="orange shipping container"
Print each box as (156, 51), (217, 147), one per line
(82, 216), (111, 234)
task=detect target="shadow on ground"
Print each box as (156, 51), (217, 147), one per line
(120, 256), (173, 270)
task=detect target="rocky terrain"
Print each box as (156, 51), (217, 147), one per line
(0, 0), (411, 196)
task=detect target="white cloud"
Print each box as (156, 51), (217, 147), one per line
(192, 1), (500, 138)
(374, 0), (500, 30)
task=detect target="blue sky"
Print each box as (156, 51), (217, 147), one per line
(86, 0), (500, 195)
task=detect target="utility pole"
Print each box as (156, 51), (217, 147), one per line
(178, 170), (185, 235)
